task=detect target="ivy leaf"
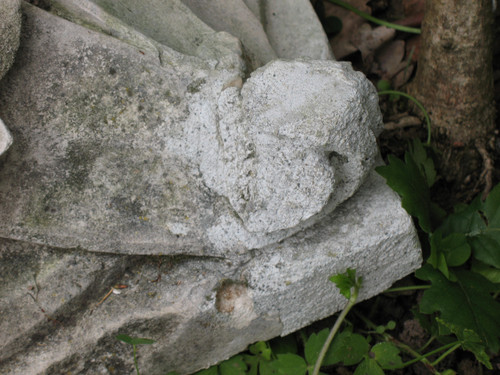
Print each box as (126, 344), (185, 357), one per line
(329, 268), (361, 300)
(416, 264), (500, 352)
(376, 152), (444, 233)
(304, 328), (329, 365)
(371, 342), (403, 370)
(436, 318), (492, 369)
(220, 355), (247, 375)
(353, 357), (384, 375)
(323, 330), (370, 366)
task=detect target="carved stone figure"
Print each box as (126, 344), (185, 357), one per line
(0, 1), (420, 374)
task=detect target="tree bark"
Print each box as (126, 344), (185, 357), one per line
(409, 0), (496, 196)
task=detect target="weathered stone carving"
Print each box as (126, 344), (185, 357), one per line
(0, 0), (383, 257)
(0, 1), (421, 374)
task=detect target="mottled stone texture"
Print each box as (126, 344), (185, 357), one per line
(0, 0), (20, 156)
(0, 1), (421, 374)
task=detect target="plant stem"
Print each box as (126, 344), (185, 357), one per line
(353, 311), (442, 374)
(385, 285), (431, 293)
(325, 0), (421, 34)
(395, 341), (460, 368)
(430, 342), (462, 366)
(378, 90), (432, 145)
(133, 344), (140, 375)
(418, 336), (436, 352)
(312, 287), (359, 375)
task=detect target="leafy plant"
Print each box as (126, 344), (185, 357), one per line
(116, 334), (155, 375)
(377, 137), (500, 370)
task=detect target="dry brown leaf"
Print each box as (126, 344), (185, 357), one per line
(352, 24), (395, 69)
(324, 0), (371, 59)
(375, 40), (405, 78)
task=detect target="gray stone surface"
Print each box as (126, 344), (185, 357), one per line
(0, 0), (21, 81)
(0, 172), (421, 375)
(0, 0), (21, 157)
(0, 3), (383, 257)
(0, 1), (422, 374)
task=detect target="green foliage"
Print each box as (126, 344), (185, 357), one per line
(375, 139), (444, 233)
(416, 265), (500, 354)
(329, 268), (362, 299)
(370, 342), (403, 370)
(323, 330), (369, 366)
(376, 136), (500, 371)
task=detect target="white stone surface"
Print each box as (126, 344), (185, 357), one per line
(0, 118), (13, 156)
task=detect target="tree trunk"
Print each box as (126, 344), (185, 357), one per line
(409, 0), (496, 197)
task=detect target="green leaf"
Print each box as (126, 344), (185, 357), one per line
(242, 354), (259, 375)
(439, 197), (484, 236)
(304, 328), (329, 365)
(371, 342), (403, 370)
(416, 264), (500, 352)
(329, 268), (361, 299)
(386, 321), (396, 331)
(470, 184), (500, 267)
(353, 358), (385, 375)
(219, 355), (247, 375)
(193, 367), (218, 375)
(267, 354), (307, 375)
(429, 230), (471, 275)
(437, 184), (500, 269)
(323, 330), (370, 366)
(249, 341), (272, 361)
(376, 152), (443, 233)
(436, 318), (492, 369)
(408, 138), (436, 187)
(471, 259), (500, 284)
(116, 334), (155, 345)
(469, 233), (500, 269)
